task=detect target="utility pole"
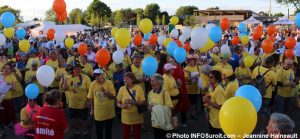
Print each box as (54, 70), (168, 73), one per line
(269, 0), (272, 16)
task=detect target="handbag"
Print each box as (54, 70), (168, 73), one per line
(126, 87), (147, 113)
(14, 123), (29, 136)
(162, 91), (179, 129)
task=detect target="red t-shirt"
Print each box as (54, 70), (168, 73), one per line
(33, 106), (67, 139)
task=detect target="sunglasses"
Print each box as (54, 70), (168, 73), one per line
(93, 73), (102, 77)
(28, 99), (35, 102)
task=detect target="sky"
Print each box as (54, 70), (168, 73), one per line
(0, 0), (295, 21)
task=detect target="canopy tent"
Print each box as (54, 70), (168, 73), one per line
(273, 16), (294, 25)
(242, 16), (263, 24)
(30, 24), (92, 37)
(16, 21), (39, 29)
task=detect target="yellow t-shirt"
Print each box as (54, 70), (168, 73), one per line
(200, 73), (209, 94)
(235, 66), (252, 85)
(242, 51), (250, 57)
(215, 63), (233, 71)
(26, 57), (40, 70)
(224, 79), (239, 100)
(56, 67), (68, 92)
(109, 63), (116, 73)
(208, 85), (226, 128)
(131, 64), (145, 91)
(25, 70), (44, 94)
(123, 55), (132, 68)
(163, 74), (179, 107)
(20, 107), (34, 129)
(252, 66), (277, 99)
(277, 68), (295, 97)
(117, 85), (145, 125)
(103, 69), (113, 81)
(46, 59), (58, 71)
(184, 65), (201, 94)
(87, 80), (116, 121)
(0, 60), (7, 72)
(81, 63), (93, 77)
(13, 70), (24, 98)
(67, 56), (75, 65)
(148, 90), (173, 108)
(3, 74), (18, 100)
(252, 55), (263, 66)
(67, 74), (91, 109)
(210, 53), (220, 65)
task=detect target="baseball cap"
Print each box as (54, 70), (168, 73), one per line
(164, 63), (176, 71)
(93, 69), (103, 74)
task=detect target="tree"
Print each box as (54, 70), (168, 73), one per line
(162, 15), (166, 25)
(45, 8), (57, 22)
(160, 11), (169, 25)
(175, 6), (198, 16)
(113, 8), (135, 26)
(156, 15), (161, 25)
(183, 15), (196, 26)
(69, 8), (83, 24)
(87, 0), (112, 27)
(274, 12), (285, 17)
(206, 6), (220, 10)
(0, 5), (22, 22)
(134, 8), (144, 25)
(276, 0), (300, 11)
(144, 3), (160, 23)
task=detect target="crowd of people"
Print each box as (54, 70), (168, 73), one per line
(0, 24), (299, 139)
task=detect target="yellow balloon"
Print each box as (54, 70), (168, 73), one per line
(241, 35), (249, 45)
(170, 16), (179, 25)
(19, 40), (30, 52)
(3, 27), (14, 38)
(219, 97), (257, 138)
(163, 38), (172, 47)
(111, 27), (118, 38)
(65, 37), (74, 49)
(139, 18), (153, 34)
(199, 38), (215, 53)
(115, 28), (131, 48)
(244, 55), (255, 67)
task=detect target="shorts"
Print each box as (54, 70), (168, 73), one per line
(188, 94), (200, 105)
(68, 108), (88, 120)
(259, 98), (271, 116)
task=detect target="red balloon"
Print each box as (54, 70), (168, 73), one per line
(133, 34), (143, 46)
(285, 37), (296, 49)
(285, 49), (294, 59)
(96, 49), (111, 67)
(184, 42), (191, 52)
(262, 39), (274, 54)
(47, 28), (56, 40)
(252, 30), (263, 40)
(220, 17), (230, 31)
(149, 34), (158, 45)
(175, 39), (182, 47)
(53, 0), (66, 16)
(78, 43), (88, 55)
(231, 36), (240, 46)
(267, 25), (276, 36)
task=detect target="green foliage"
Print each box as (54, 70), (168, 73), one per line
(134, 8), (144, 25)
(0, 5), (22, 22)
(113, 8), (136, 26)
(161, 11), (169, 25)
(144, 3), (160, 24)
(274, 12), (285, 17)
(276, 0), (300, 10)
(183, 15), (196, 26)
(45, 8), (57, 22)
(175, 6), (198, 16)
(69, 8), (83, 24)
(87, 0), (112, 27)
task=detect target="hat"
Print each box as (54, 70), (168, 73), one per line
(72, 60), (83, 69)
(93, 69), (103, 74)
(164, 63), (176, 71)
(223, 69), (234, 77)
(132, 52), (143, 59)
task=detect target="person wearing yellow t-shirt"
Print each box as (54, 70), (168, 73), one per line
(79, 55), (93, 77)
(275, 59), (296, 114)
(66, 49), (79, 65)
(56, 58), (68, 108)
(251, 47), (263, 69)
(117, 72), (146, 139)
(235, 59), (252, 85)
(46, 51), (59, 89)
(0, 55), (8, 72)
(103, 64), (114, 81)
(87, 69), (116, 139)
(129, 53), (148, 92)
(163, 63), (180, 108)
(215, 55), (233, 71)
(26, 50), (40, 70)
(210, 47), (221, 65)
(222, 69), (239, 100)
(203, 70), (226, 134)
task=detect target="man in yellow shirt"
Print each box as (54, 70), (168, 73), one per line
(79, 55), (93, 77)
(128, 53), (147, 91)
(26, 50), (40, 70)
(46, 51), (59, 89)
(215, 54), (233, 71)
(223, 69), (239, 100)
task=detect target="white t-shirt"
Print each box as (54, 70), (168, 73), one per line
(87, 51), (96, 62)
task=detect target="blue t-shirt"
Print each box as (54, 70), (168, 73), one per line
(229, 53), (240, 70)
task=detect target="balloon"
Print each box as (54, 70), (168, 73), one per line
(285, 37), (296, 49)
(231, 36), (240, 46)
(268, 35), (276, 42)
(285, 49), (294, 59)
(244, 55), (255, 68)
(163, 38), (172, 47)
(64, 37), (74, 49)
(191, 28), (209, 49)
(170, 16), (179, 25)
(179, 35), (187, 44)
(252, 30), (263, 41)
(184, 42), (191, 52)
(142, 56), (158, 76)
(175, 39), (182, 47)
(112, 50), (124, 64)
(3, 27), (14, 38)
(52, 0), (66, 16)
(37, 65), (55, 87)
(262, 39), (274, 54)
(221, 44), (231, 55)
(54, 31), (65, 42)
(209, 26), (222, 43)
(25, 84), (39, 99)
(158, 35), (166, 46)
(267, 25), (276, 36)
(174, 47), (186, 64)
(19, 40), (30, 52)
(219, 97), (257, 138)
(238, 22), (246, 32)
(256, 25), (263, 32)
(133, 34), (143, 46)
(78, 43), (88, 55)
(199, 38), (215, 53)
(182, 27), (192, 39)
(149, 34), (158, 45)
(241, 35), (249, 45)
(235, 85), (262, 112)
(111, 27), (118, 38)
(167, 41), (179, 56)
(96, 49), (111, 67)
(47, 28), (56, 40)
(170, 29), (179, 39)
(15, 29), (26, 40)
(0, 12), (16, 28)
(0, 33), (6, 46)
(295, 13), (300, 28)
(115, 28), (131, 48)
(144, 32), (151, 41)
(57, 11), (67, 22)
(140, 18), (153, 34)
(206, 23), (216, 32)
(220, 17), (230, 30)
(117, 44), (127, 52)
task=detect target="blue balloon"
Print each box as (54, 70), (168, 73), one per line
(144, 33), (151, 41)
(142, 56), (158, 76)
(235, 85), (262, 112)
(25, 84), (39, 99)
(295, 13), (300, 28)
(238, 22), (247, 32)
(0, 12), (16, 28)
(239, 33), (247, 38)
(174, 47), (186, 64)
(209, 26), (222, 43)
(166, 41), (178, 56)
(16, 29), (26, 40)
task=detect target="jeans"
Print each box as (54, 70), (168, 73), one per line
(95, 118), (114, 139)
(275, 95), (293, 114)
(122, 123), (141, 139)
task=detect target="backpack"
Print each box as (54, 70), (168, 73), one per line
(253, 66), (271, 96)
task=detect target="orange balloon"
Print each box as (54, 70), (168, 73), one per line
(268, 35), (276, 42)
(184, 42), (191, 52)
(220, 17), (230, 30)
(133, 34), (143, 46)
(252, 30), (263, 40)
(176, 39), (182, 47)
(78, 43), (88, 55)
(53, 0), (66, 16)
(285, 37), (296, 49)
(231, 36), (240, 46)
(262, 39), (274, 54)
(57, 11), (67, 22)
(47, 28), (56, 40)
(267, 25), (276, 36)
(285, 49), (294, 59)
(149, 34), (158, 45)
(256, 25), (263, 32)
(96, 49), (111, 67)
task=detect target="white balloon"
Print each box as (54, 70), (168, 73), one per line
(179, 35), (186, 44)
(182, 27), (191, 39)
(170, 29), (179, 39)
(36, 65), (55, 87)
(190, 40), (198, 50)
(206, 23), (216, 32)
(158, 35), (166, 46)
(220, 44), (232, 55)
(0, 33), (6, 46)
(117, 44), (127, 52)
(191, 28), (209, 49)
(54, 31), (66, 42)
(113, 50), (124, 64)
